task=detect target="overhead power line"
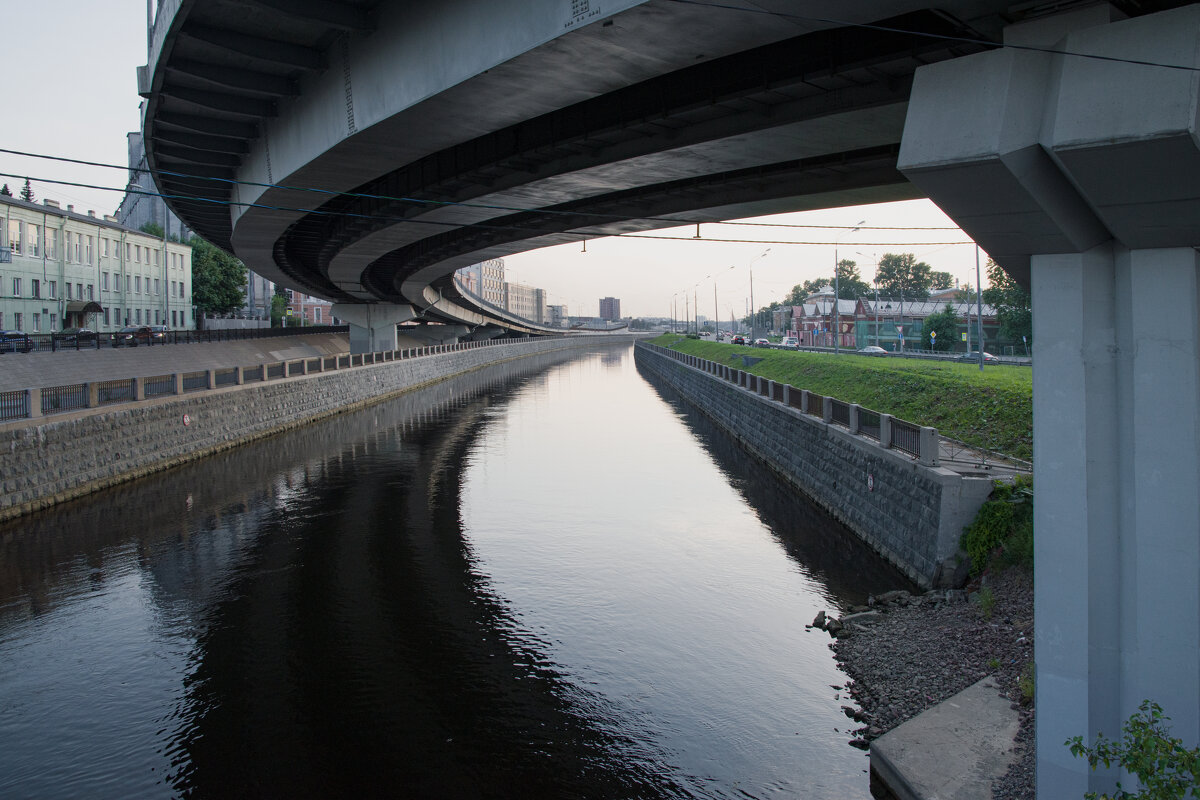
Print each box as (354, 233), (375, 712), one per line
(665, 0), (1200, 73)
(0, 170), (974, 248)
(0, 147), (961, 232)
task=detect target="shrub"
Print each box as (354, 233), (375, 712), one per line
(1067, 700), (1200, 799)
(962, 475), (1033, 575)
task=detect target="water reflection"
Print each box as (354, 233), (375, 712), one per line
(0, 343), (910, 799)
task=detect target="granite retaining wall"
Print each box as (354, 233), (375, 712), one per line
(0, 337), (625, 523)
(635, 342), (992, 588)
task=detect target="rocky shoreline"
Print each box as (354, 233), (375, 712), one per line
(819, 567), (1035, 799)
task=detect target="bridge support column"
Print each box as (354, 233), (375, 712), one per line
(899, 7), (1200, 797)
(332, 303), (416, 354)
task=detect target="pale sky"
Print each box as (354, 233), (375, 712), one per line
(2, 2), (987, 320)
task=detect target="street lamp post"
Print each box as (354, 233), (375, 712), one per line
(833, 220), (865, 355)
(748, 248), (770, 341)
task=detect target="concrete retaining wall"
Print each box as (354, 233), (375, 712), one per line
(635, 342), (992, 588)
(0, 337), (623, 522)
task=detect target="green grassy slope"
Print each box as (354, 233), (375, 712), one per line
(647, 335), (1032, 461)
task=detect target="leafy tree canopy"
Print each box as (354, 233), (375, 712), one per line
(922, 303), (959, 351)
(981, 259), (1032, 345)
(876, 252), (933, 300)
(189, 236), (247, 315)
(930, 270), (955, 290)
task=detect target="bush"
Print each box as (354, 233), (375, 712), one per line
(961, 475), (1033, 575)
(1068, 700), (1200, 799)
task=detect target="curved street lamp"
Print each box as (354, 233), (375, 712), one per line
(748, 247), (771, 341)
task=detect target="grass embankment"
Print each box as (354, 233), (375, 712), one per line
(648, 334), (1032, 461)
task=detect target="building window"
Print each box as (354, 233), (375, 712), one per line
(7, 220), (20, 254)
(154, 250), (160, 267)
(76, 283), (82, 299)
(49, 314), (56, 330)
(31, 279), (39, 299)
(28, 224), (39, 257)
(126, 242), (131, 262)
(170, 280), (175, 297)
(87, 284), (93, 300)
(136, 308), (141, 324)
(12, 277), (21, 297)
(126, 275), (130, 293)
(48, 280), (56, 298)
(32, 313), (40, 332)
(314, 306), (322, 323)
(103, 308), (110, 325)
(66, 283), (73, 300)
(86, 236), (92, 264)
(74, 233), (81, 263)
(153, 278), (159, 295)
(103, 238), (109, 258)
(135, 276), (141, 294)
(14, 312), (22, 331)
(45, 228), (55, 259)
(102, 273), (108, 291)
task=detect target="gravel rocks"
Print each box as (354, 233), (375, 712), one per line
(828, 567), (1035, 800)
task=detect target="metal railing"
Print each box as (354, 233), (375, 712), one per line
(830, 398), (850, 427)
(859, 409), (881, 441)
(642, 342), (937, 464)
(890, 419), (922, 458)
(0, 334), (624, 423)
(0, 324), (355, 355)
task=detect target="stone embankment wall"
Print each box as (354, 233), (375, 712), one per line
(0, 337), (624, 523)
(635, 342), (992, 588)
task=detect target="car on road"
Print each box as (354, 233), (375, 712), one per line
(54, 327), (98, 346)
(753, 338), (770, 347)
(957, 351), (1000, 363)
(856, 345), (888, 356)
(0, 330), (32, 353)
(731, 335), (746, 345)
(781, 336), (799, 348)
(112, 325), (166, 347)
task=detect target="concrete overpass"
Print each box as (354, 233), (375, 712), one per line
(139, 2), (1200, 796)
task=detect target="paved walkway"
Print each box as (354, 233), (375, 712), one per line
(0, 333), (349, 393)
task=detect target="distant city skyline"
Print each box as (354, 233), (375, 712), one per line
(1, 2), (987, 322)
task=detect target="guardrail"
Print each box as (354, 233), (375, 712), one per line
(0, 335), (573, 423)
(642, 342), (940, 465)
(0, 324), (354, 355)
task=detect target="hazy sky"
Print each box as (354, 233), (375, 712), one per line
(1, 2), (986, 319)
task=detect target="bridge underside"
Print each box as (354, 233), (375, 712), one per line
(143, 4), (1200, 799)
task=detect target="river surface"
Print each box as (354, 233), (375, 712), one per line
(0, 342), (912, 799)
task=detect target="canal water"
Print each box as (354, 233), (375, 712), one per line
(0, 342), (912, 799)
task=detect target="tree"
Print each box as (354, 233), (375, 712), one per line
(140, 222), (164, 238)
(876, 253), (933, 300)
(834, 259), (872, 300)
(930, 270), (955, 290)
(981, 259), (1032, 346)
(0, 184), (11, 197)
(189, 235), (247, 315)
(271, 285), (290, 327)
(922, 303), (959, 351)
(19, 179), (34, 204)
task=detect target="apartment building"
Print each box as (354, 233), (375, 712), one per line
(0, 195), (194, 334)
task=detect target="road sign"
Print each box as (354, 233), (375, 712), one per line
(930, 331), (937, 342)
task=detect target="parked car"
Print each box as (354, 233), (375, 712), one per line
(781, 336), (799, 348)
(0, 330), (32, 353)
(112, 325), (163, 347)
(856, 345), (888, 356)
(53, 327), (98, 346)
(958, 351), (1000, 363)
(753, 338), (770, 347)
(731, 335), (746, 345)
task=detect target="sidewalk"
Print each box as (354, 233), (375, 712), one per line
(0, 333), (349, 393)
